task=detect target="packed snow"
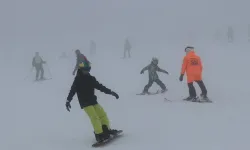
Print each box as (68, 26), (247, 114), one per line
(1, 0), (250, 150)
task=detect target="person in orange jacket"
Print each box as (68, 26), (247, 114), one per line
(179, 46), (208, 101)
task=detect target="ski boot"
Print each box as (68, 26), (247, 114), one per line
(141, 90), (150, 95)
(94, 131), (110, 142)
(102, 125), (121, 136)
(200, 94), (211, 102)
(183, 96), (200, 102)
(160, 88), (167, 93)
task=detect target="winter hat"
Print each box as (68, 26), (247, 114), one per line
(78, 61), (91, 72)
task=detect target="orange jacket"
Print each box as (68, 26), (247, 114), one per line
(181, 51), (203, 76)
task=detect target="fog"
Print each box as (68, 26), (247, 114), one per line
(1, 1), (250, 150)
(1, 0), (250, 54)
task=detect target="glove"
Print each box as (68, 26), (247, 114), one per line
(111, 91), (119, 99)
(179, 74), (184, 81)
(66, 101), (71, 112)
(140, 70), (144, 74)
(72, 70), (76, 75)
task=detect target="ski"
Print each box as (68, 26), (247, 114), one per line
(136, 90), (167, 96)
(34, 78), (52, 82)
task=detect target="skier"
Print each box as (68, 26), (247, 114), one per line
(73, 49), (90, 75)
(179, 46), (209, 102)
(32, 52), (46, 80)
(123, 38), (131, 58)
(66, 61), (120, 142)
(140, 57), (169, 94)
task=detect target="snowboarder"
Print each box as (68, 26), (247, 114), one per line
(140, 57), (169, 94)
(73, 49), (90, 75)
(32, 52), (46, 80)
(123, 38), (131, 58)
(179, 46), (209, 102)
(66, 61), (120, 143)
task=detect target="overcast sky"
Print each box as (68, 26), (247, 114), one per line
(1, 0), (250, 54)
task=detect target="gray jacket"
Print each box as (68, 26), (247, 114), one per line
(141, 63), (168, 81)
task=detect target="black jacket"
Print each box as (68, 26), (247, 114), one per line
(67, 70), (113, 108)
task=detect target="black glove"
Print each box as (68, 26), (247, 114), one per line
(140, 70), (144, 74)
(111, 91), (119, 99)
(179, 74), (184, 81)
(66, 101), (71, 112)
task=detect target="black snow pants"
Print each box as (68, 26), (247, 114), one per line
(35, 64), (44, 80)
(188, 80), (207, 97)
(143, 79), (166, 93)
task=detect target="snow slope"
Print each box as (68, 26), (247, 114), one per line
(1, 43), (250, 150)
(2, 0), (250, 149)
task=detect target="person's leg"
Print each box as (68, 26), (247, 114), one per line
(155, 79), (167, 92)
(143, 79), (154, 93)
(83, 105), (103, 134)
(196, 80), (208, 97)
(93, 104), (110, 128)
(35, 66), (40, 80)
(187, 82), (196, 97)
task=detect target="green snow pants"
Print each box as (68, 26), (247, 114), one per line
(83, 104), (110, 134)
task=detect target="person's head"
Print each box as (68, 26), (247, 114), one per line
(151, 57), (159, 65)
(184, 46), (194, 55)
(75, 49), (81, 56)
(78, 61), (91, 75)
(35, 52), (39, 56)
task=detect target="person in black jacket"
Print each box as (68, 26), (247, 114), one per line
(66, 61), (120, 142)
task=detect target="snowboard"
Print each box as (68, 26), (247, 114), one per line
(92, 130), (123, 147)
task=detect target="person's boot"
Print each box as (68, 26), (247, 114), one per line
(102, 125), (120, 136)
(183, 96), (199, 102)
(94, 132), (110, 142)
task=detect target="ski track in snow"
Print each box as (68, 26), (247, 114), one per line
(1, 43), (250, 150)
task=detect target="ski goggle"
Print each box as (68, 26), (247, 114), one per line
(184, 46), (194, 52)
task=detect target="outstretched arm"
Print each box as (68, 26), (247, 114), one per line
(140, 65), (149, 74)
(157, 66), (169, 74)
(94, 77), (113, 94)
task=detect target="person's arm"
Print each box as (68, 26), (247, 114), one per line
(157, 66), (169, 74)
(93, 77), (119, 99)
(140, 65), (149, 74)
(67, 77), (77, 102)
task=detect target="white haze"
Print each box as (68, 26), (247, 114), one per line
(1, 0), (250, 150)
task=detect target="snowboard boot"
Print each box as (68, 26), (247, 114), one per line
(102, 125), (120, 136)
(94, 132), (110, 142)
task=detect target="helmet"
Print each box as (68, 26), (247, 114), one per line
(78, 61), (91, 72)
(184, 46), (194, 53)
(75, 49), (81, 55)
(152, 57), (158, 65)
